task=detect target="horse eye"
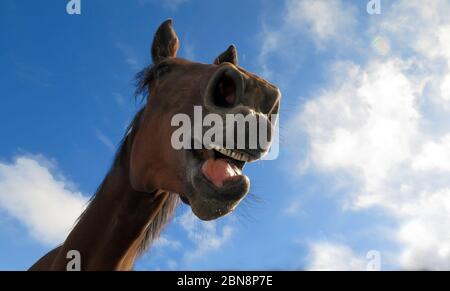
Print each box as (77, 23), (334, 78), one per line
(155, 64), (170, 78)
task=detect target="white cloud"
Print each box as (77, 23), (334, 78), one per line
(412, 134), (450, 172)
(182, 40), (195, 60)
(300, 60), (422, 202)
(282, 0), (450, 270)
(115, 42), (141, 71)
(0, 155), (88, 245)
(285, 199), (302, 216)
(112, 92), (125, 107)
(259, 0), (357, 77)
(286, 0), (357, 47)
(95, 131), (116, 153)
(178, 210), (233, 262)
(166, 259), (178, 270)
(153, 235), (182, 250)
(378, 0), (450, 61)
(396, 189), (450, 270)
(306, 242), (367, 271)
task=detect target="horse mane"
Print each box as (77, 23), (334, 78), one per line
(77, 65), (179, 258)
(134, 65), (155, 101)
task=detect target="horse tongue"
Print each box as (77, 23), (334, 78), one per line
(201, 159), (236, 187)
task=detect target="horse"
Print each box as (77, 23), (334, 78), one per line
(29, 19), (281, 271)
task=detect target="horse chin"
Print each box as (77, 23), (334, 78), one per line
(184, 148), (251, 221)
(190, 171), (250, 221)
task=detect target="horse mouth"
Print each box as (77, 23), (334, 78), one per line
(199, 147), (248, 189)
(184, 145), (261, 220)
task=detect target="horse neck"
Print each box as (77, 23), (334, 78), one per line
(50, 134), (170, 271)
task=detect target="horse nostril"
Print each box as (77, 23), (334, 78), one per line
(213, 73), (237, 108)
(205, 66), (244, 110)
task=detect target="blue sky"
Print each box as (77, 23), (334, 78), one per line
(2, 0), (450, 271)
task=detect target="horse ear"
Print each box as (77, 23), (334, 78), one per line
(151, 19), (179, 64)
(214, 45), (238, 66)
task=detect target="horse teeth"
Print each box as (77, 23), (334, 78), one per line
(231, 165), (242, 175)
(210, 146), (250, 162)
